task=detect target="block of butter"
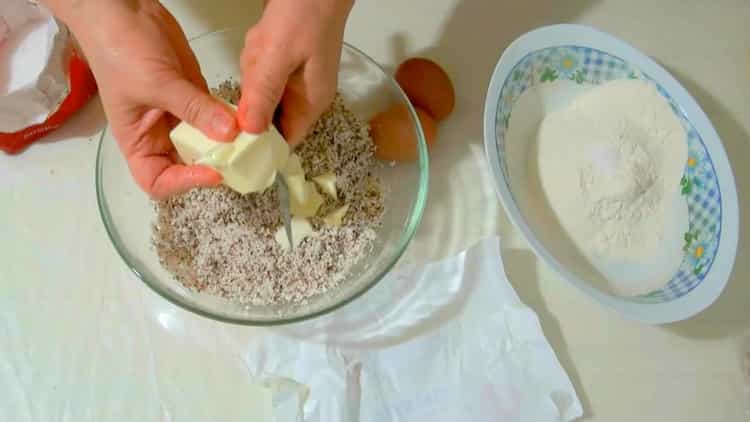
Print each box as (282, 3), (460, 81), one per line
(169, 120), (290, 195)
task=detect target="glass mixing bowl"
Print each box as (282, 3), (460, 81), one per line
(96, 28), (429, 325)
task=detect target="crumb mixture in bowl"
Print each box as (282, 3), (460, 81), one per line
(152, 81), (385, 307)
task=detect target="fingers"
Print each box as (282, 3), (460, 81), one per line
(238, 34), (298, 134)
(155, 76), (239, 142)
(148, 164), (223, 200)
(124, 111), (223, 200)
(129, 149), (222, 199)
(277, 60), (336, 145)
(276, 91), (320, 146)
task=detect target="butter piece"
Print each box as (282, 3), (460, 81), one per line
(169, 120), (289, 195)
(283, 154), (304, 176)
(274, 217), (315, 251)
(290, 181), (325, 218)
(282, 154), (308, 205)
(285, 173), (309, 207)
(322, 204), (349, 227)
(312, 172), (337, 199)
(279, 153), (325, 217)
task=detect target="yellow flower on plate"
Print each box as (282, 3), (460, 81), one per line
(554, 53), (580, 78)
(687, 156), (697, 167)
(694, 245), (704, 258)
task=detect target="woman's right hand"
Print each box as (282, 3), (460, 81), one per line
(44, 0), (240, 199)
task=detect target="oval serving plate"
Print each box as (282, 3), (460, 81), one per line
(483, 24), (739, 324)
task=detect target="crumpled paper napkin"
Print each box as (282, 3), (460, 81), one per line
(243, 236), (583, 421)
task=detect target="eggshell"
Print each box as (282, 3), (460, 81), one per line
(369, 104), (437, 162)
(395, 58), (455, 121)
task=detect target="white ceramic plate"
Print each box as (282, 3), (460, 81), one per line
(483, 24), (739, 323)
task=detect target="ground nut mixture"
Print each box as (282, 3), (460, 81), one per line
(152, 81), (385, 307)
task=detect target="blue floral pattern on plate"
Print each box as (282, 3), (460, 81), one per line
(494, 46), (722, 303)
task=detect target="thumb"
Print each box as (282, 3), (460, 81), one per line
(238, 49), (296, 135)
(156, 76), (239, 142)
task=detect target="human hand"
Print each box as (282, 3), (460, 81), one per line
(45, 0), (239, 199)
(238, 0), (353, 145)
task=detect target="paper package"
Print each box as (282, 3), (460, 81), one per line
(0, 0), (97, 154)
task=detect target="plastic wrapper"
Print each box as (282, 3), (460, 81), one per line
(0, 0), (97, 154)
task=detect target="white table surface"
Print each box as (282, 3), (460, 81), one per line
(1, 0), (748, 420)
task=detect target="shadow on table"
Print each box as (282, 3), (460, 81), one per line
(178, 0), (262, 34)
(37, 97), (106, 147)
(664, 68), (750, 339)
(503, 247), (593, 419)
(173, 0), (263, 52)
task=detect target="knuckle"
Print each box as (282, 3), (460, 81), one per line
(240, 52), (259, 73)
(247, 71), (284, 108)
(244, 27), (262, 47)
(260, 72), (285, 100)
(145, 173), (172, 200)
(241, 33), (269, 66)
(133, 169), (161, 200)
(147, 187), (163, 201)
(265, 38), (293, 59)
(181, 94), (205, 124)
(151, 69), (176, 89)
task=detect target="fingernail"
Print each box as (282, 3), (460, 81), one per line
(211, 110), (235, 138)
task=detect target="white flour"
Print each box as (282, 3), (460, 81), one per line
(516, 79), (689, 295)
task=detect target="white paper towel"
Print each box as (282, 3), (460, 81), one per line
(244, 236), (583, 422)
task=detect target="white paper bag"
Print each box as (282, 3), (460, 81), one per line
(0, 0), (70, 133)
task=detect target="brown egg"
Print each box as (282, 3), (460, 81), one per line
(369, 104), (437, 162)
(395, 58), (455, 121)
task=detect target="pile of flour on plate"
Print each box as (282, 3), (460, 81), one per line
(533, 79), (688, 294)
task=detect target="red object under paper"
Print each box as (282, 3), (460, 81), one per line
(0, 50), (98, 154)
